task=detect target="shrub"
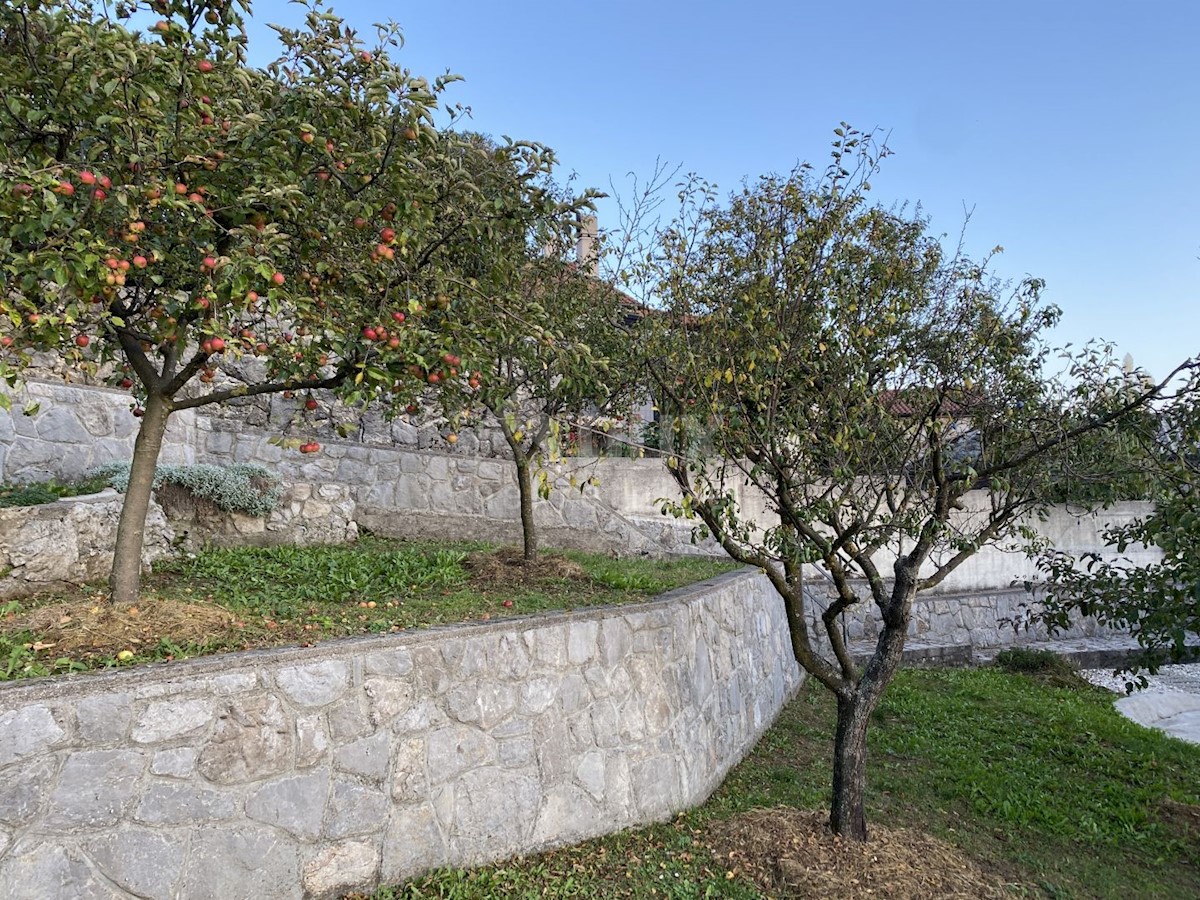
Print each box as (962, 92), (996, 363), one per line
(0, 473), (114, 508)
(90, 462), (281, 518)
(993, 647), (1085, 689)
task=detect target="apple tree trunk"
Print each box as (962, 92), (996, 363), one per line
(514, 454), (539, 561)
(109, 393), (171, 605)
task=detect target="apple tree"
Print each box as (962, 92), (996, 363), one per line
(629, 128), (1189, 840)
(428, 147), (634, 560)
(0, 0), (552, 603)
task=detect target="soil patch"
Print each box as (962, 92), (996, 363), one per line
(464, 547), (589, 586)
(1158, 797), (1200, 843)
(704, 807), (1016, 899)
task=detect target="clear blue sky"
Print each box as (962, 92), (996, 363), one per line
(245, 0), (1198, 381)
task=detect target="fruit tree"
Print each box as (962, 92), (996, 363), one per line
(0, 0), (562, 602)
(630, 127), (1192, 840)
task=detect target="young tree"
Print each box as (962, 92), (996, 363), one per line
(0, 0), (548, 602)
(1032, 369), (1200, 679)
(446, 186), (634, 560)
(631, 129), (1190, 840)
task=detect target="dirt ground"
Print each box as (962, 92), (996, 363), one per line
(705, 807), (1016, 899)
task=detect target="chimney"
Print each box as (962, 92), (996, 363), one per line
(575, 214), (598, 277)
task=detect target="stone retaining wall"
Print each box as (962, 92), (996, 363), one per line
(0, 378), (1161, 584)
(0, 492), (174, 600)
(808, 581), (1122, 650)
(0, 569), (801, 899)
(0, 481), (357, 599)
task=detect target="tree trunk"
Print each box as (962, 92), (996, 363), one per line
(109, 393), (171, 604)
(827, 576), (916, 840)
(514, 455), (538, 561)
(830, 691), (872, 840)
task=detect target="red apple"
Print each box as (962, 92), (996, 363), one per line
(272, 272), (285, 285)
(209, 337), (225, 352)
(75, 334), (90, 348)
(305, 397), (318, 411)
(78, 171), (97, 186)
(197, 59), (214, 73)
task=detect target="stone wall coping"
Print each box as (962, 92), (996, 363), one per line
(0, 566), (760, 707)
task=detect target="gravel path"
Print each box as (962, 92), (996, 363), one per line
(1080, 663), (1200, 745)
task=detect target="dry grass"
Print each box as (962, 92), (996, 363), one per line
(705, 807), (1016, 899)
(6, 594), (242, 658)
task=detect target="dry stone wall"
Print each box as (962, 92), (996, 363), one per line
(0, 569), (801, 899)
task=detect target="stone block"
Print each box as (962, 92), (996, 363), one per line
(150, 747), (198, 778)
(276, 660), (350, 707)
(532, 784), (606, 844)
(197, 694), (292, 784)
(0, 706), (66, 766)
(519, 677), (557, 716)
(296, 713), (330, 768)
(73, 696), (130, 748)
(0, 843), (114, 900)
(135, 781), (237, 826)
(426, 725), (493, 783)
(246, 768), (331, 841)
(381, 803), (446, 884)
(0, 757), (55, 827)
(448, 767), (540, 860)
(390, 737), (428, 803)
(334, 730), (390, 781)
(89, 828), (185, 899)
(324, 778), (388, 839)
(45, 749), (144, 828)
(182, 824), (301, 900)
(303, 841), (379, 899)
(132, 698), (213, 744)
(327, 696), (372, 742)
(564, 628), (597, 672)
(363, 676), (416, 729)
(363, 649), (414, 678)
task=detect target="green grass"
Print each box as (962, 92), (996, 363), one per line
(366, 668), (1200, 899)
(0, 538), (741, 678)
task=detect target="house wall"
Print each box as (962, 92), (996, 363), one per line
(0, 569), (801, 899)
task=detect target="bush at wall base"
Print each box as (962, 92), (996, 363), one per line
(88, 462), (281, 518)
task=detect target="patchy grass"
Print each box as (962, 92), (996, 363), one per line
(0, 538), (739, 679)
(359, 668), (1200, 899)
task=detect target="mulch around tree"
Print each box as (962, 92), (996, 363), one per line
(463, 547), (589, 585)
(704, 807), (1016, 899)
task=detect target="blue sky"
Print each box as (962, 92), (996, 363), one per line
(244, 0), (1198, 381)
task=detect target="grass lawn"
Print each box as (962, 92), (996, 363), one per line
(364, 665), (1200, 899)
(0, 537), (740, 679)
